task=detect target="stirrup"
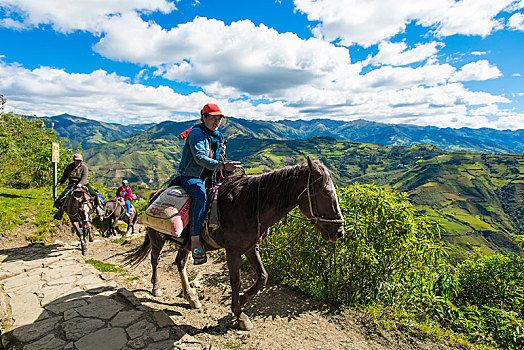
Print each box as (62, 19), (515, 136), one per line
(192, 247), (207, 265)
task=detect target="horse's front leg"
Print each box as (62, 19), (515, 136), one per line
(239, 246), (268, 306)
(226, 249), (253, 331)
(150, 230), (165, 297)
(72, 221), (87, 255)
(175, 249), (201, 309)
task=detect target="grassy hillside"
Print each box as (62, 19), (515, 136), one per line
(393, 153), (524, 255)
(83, 120), (195, 186)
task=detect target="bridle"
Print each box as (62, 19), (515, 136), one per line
(290, 172), (345, 225)
(257, 170), (345, 252)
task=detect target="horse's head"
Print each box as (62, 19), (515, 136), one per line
(298, 157), (345, 242)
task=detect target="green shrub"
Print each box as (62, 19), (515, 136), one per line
(457, 254), (524, 311)
(261, 183), (445, 307)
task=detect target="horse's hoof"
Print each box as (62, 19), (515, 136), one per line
(189, 299), (202, 309)
(237, 313), (253, 331)
(89, 237), (94, 242)
(153, 288), (163, 297)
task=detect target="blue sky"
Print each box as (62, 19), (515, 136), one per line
(0, 0), (523, 130)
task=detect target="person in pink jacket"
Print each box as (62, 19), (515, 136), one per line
(116, 179), (135, 216)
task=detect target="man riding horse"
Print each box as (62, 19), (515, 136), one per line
(53, 153), (103, 220)
(177, 103), (242, 264)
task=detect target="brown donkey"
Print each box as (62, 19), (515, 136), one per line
(65, 187), (94, 255)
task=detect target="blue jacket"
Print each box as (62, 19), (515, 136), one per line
(178, 124), (224, 178)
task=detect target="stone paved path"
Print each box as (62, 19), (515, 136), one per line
(0, 243), (210, 350)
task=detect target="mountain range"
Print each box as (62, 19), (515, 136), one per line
(41, 114), (524, 154)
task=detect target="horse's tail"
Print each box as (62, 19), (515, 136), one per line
(124, 232), (151, 267)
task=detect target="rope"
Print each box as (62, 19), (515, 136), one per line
(258, 218), (308, 252)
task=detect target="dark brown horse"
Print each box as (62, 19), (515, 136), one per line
(65, 187), (94, 255)
(102, 199), (137, 236)
(126, 157), (345, 330)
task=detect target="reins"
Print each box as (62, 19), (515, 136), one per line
(101, 200), (119, 220)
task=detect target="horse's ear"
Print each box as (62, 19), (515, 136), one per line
(306, 155), (314, 170)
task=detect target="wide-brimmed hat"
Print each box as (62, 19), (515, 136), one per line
(73, 153), (83, 161)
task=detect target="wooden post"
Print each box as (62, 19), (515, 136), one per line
(52, 142), (59, 200)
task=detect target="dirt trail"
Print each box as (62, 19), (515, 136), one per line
(1, 225), (461, 349)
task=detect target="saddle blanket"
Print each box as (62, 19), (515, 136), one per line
(138, 186), (191, 237)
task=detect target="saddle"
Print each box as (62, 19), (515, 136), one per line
(140, 185), (222, 250)
(67, 186), (93, 206)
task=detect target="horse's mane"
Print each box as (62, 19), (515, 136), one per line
(219, 159), (331, 215)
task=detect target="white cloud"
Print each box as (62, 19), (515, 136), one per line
(450, 60), (502, 82)
(508, 12), (524, 31)
(95, 16), (359, 96)
(513, 73), (522, 77)
(491, 112), (524, 130)
(1, 59), (518, 129)
(0, 60), (213, 123)
(368, 41), (442, 66)
(469, 104), (499, 115)
(293, 0), (518, 46)
(0, 0), (175, 32)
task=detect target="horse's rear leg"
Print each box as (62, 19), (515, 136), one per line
(111, 218), (118, 236)
(150, 231), (166, 297)
(226, 249), (253, 331)
(239, 247), (268, 306)
(175, 249), (201, 309)
(125, 216), (135, 236)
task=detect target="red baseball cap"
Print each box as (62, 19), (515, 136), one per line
(201, 103), (224, 117)
(73, 153), (83, 161)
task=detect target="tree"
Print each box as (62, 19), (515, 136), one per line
(0, 96), (73, 188)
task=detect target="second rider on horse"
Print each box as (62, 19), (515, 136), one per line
(53, 153), (103, 220)
(116, 179), (136, 217)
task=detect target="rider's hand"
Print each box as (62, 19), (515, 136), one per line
(220, 161), (242, 172)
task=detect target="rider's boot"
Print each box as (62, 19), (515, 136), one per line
(191, 235), (207, 265)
